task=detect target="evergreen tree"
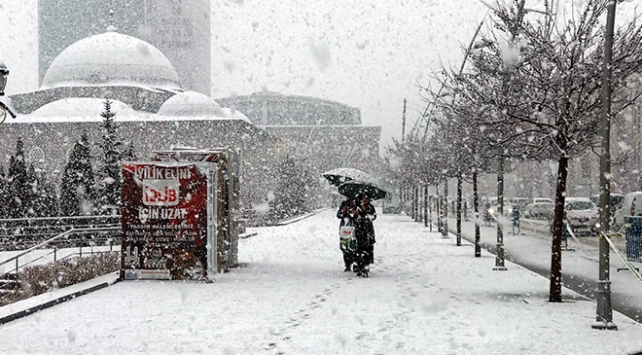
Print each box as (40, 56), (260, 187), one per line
(7, 138), (31, 218)
(121, 141), (137, 161)
(30, 165), (59, 217)
(97, 99), (123, 213)
(60, 132), (96, 216)
(26, 164), (37, 216)
(274, 156), (310, 218)
(0, 166), (8, 218)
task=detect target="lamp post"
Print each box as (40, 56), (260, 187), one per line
(593, 0), (617, 331)
(0, 63), (8, 95)
(0, 63), (16, 119)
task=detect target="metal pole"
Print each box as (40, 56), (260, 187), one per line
(593, 0), (617, 331)
(494, 158), (507, 270)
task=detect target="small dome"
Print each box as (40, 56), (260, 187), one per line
(158, 91), (225, 117)
(32, 98), (136, 117)
(41, 31), (180, 90)
(222, 107), (252, 124)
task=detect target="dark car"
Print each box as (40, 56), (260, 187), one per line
(590, 193), (624, 213)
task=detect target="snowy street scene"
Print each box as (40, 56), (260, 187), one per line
(1, 210), (642, 355)
(3, 0), (642, 354)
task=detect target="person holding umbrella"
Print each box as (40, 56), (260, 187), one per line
(353, 193), (377, 277)
(337, 197), (358, 272)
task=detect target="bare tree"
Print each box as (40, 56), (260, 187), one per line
(448, 0), (642, 301)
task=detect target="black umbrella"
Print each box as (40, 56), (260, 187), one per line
(321, 168), (374, 187)
(338, 180), (388, 200)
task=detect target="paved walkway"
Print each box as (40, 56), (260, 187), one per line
(430, 213), (642, 323)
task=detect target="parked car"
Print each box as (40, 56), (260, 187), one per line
(510, 197), (529, 210)
(564, 197), (598, 236)
(533, 197), (553, 204)
(613, 191), (642, 230)
(525, 202), (554, 220)
(589, 193), (624, 213)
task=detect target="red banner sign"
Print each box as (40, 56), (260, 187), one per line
(120, 163), (213, 280)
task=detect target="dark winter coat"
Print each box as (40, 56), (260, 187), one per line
(354, 202), (377, 248)
(337, 199), (357, 227)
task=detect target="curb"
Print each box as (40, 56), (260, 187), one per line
(239, 231), (259, 239)
(277, 208), (330, 226)
(0, 277), (120, 326)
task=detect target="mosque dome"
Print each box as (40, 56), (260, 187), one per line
(32, 98), (136, 118)
(222, 107), (252, 124)
(41, 31), (181, 90)
(158, 91), (225, 117)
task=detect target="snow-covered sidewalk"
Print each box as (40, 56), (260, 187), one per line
(443, 214), (642, 323)
(0, 210), (641, 354)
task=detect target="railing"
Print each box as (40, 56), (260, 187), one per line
(0, 215), (120, 251)
(0, 227), (120, 276)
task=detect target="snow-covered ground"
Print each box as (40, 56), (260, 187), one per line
(1, 209), (642, 355)
(446, 213), (642, 322)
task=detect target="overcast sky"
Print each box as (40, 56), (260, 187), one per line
(0, 0), (639, 153)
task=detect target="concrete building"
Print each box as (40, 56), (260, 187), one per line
(38, 0), (210, 95)
(5, 26), (384, 211)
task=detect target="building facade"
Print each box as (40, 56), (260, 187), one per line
(38, 0), (211, 95)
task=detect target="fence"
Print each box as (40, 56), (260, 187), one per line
(0, 215), (120, 251)
(0, 227), (120, 276)
(624, 217), (642, 263)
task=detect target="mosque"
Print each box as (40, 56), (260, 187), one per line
(2, 26), (384, 209)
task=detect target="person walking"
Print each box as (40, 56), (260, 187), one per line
(337, 197), (358, 272)
(353, 193), (377, 277)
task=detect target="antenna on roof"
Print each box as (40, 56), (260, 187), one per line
(106, 9), (118, 32)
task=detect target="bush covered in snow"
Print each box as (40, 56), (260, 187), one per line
(0, 253), (119, 307)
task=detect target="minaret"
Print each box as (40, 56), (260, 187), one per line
(106, 9), (117, 32)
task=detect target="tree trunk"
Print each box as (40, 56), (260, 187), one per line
(424, 185), (428, 227)
(550, 155), (569, 302)
(429, 191), (433, 232)
(442, 180), (449, 237)
(457, 174), (462, 246)
(474, 171), (481, 257)
(415, 186), (420, 222)
(437, 186), (442, 232)
(495, 158), (506, 269)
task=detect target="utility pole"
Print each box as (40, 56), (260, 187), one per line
(593, 0), (617, 331)
(402, 98), (407, 144)
(400, 99), (407, 214)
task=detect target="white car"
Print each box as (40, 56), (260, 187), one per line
(533, 197), (554, 204)
(613, 191), (642, 230)
(525, 202), (554, 220)
(564, 197), (598, 236)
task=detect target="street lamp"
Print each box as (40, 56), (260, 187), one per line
(593, 0), (617, 331)
(0, 63), (16, 120)
(0, 63), (9, 96)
